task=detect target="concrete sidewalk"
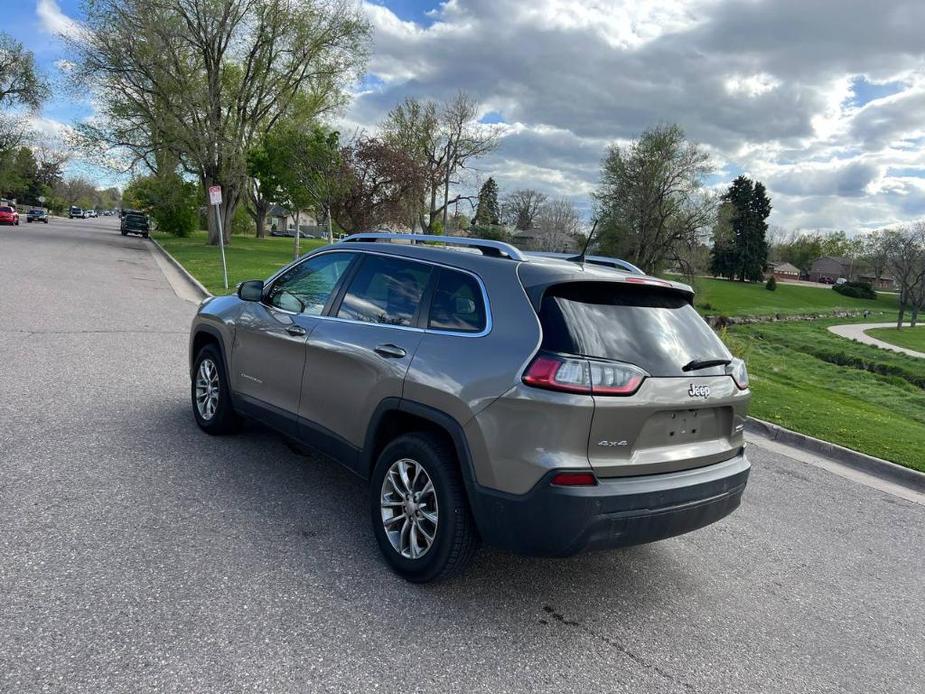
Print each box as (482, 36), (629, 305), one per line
(828, 321), (925, 358)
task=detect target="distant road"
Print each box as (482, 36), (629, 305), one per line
(1, 217), (923, 693)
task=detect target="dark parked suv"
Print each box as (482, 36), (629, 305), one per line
(120, 209), (150, 238)
(189, 234), (751, 581)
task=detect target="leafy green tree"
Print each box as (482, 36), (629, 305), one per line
(710, 176), (771, 281)
(0, 33), (50, 151)
(253, 123), (342, 257)
(594, 124), (714, 274)
(474, 177), (501, 227)
(69, 0), (369, 245)
(124, 172), (198, 237)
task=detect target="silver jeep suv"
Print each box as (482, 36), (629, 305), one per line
(189, 233), (751, 582)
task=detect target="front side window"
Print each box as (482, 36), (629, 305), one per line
(337, 255), (432, 326)
(428, 270), (486, 333)
(266, 252), (353, 315)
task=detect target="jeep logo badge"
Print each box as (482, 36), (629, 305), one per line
(688, 383), (711, 399)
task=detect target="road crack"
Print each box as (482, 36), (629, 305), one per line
(542, 605), (695, 691)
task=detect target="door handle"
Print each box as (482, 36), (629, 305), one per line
(374, 343), (407, 359)
(286, 325), (306, 337)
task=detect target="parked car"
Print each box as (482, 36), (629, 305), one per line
(26, 208), (48, 223)
(120, 209), (150, 238)
(102, 210), (113, 216)
(188, 233), (751, 582)
(0, 205), (19, 225)
(85, 209), (98, 218)
(69, 206), (83, 219)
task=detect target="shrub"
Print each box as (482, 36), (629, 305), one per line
(833, 281), (877, 300)
(765, 276), (777, 291)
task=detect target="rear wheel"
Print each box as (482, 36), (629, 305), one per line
(191, 345), (241, 435)
(370, 433), (478, 582)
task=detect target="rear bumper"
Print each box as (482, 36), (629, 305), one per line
(468, 452), (750, 556)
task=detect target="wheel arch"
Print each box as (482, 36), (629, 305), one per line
(362, 399), (478, 490)
(190, 324), (229, 378)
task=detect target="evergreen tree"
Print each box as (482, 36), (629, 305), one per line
(474, 177), (501, 227)
(710, 176), (771, 281)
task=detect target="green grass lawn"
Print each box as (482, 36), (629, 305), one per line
(866, 325), (925, 353)
(688, 277), (898, 317)
(728, 320), (925, 472)
(153, 230), (326, 295)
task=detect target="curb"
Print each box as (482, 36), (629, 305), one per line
(746, 418), (925, 493)
(148, 236), (212, 299)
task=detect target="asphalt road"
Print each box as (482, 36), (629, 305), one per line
(1, 217), (923, 693)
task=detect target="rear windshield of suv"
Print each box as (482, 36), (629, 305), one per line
(538, 282), (730, 377)
(0, 207), (12, 212)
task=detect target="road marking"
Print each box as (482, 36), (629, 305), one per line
(747, 433), (925, 506)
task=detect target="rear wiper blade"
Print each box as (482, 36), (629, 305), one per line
(682, 358), (732, 372)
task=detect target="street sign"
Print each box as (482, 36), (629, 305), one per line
(207, 186), (228, 290)
(37, 195), (45, 203)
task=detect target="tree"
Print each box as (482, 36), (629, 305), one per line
(0, 33), (50, 151)
(474, 177), (501, 227)
(54, 177), (97, 209)
(254, 122), (342, 257)
(594, 124), (714, 274)
(884, 225), (925, 328)
(69, 0), (370, 245)
(710, 176), (771, 281)
(503, 189), (548, 230)
(124, 172), (198, 237)
(330, 137), (424, 234)
(532, 198), (582, 252)
(381, 92), (498, 232)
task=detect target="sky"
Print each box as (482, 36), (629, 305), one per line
(8, 0), (925, 234)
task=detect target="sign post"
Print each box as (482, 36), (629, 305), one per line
(208, 185), (228, 290)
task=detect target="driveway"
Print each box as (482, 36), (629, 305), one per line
(828, 321), (925, 358)
(1, 218), (923, 693)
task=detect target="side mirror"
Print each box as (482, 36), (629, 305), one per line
(237, 279), (264, 302)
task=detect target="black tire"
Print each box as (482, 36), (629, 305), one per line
(143, 233), (149, 238)
(370, 433), (479, 582)
(121, 230), (127, 236)
(191, 344), (241, 435)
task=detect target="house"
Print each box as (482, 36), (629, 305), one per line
(856, 272), (896, 291)
(268, 205), (320, 235)
(808, 256), (855, 283)
(767, 261), (801, 281)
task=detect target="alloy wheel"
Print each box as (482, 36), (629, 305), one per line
(380, 458), (439, 559)
(195, 358), (220, 421)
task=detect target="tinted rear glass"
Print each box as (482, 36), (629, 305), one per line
(428, 269), (486, 333)
(0, 207), (12, 212)
(538, 282), (730, 377)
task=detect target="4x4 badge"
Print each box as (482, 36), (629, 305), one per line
(688, 383), (711, 398)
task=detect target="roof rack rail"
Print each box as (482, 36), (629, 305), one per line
(341, 232), (527, 261)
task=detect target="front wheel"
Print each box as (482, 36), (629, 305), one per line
(370, 433), (479, 582)
(191, 345), (241, 435)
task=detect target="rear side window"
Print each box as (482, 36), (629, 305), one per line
(0, 207), (11, 212)
(428, 270), (486, 333)
(539, 282), (730, 377)
(338, 255), (432, 326)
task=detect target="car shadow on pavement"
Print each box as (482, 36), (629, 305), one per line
(151, 401), (692, 614)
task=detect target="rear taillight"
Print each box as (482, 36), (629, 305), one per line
(730, 358), (749, 390)
(522, 352), (646, 396)
(550, 471), (597, 486)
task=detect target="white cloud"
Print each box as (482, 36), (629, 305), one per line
(345, 0), (925, 233)
(36, 0), (82, 38)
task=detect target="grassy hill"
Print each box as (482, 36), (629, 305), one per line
(689, 277), (898, 317)
(866, 326), (925, 352)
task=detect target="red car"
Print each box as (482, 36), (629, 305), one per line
(0, 206), (20, 225)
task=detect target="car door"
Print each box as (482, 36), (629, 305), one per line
(231, 251), (356, 434)
(298, 253), (433, 461)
